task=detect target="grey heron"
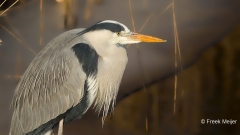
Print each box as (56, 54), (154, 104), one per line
(9, 20), (166, 135)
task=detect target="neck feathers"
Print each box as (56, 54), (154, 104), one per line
(93, 49), (128, 121)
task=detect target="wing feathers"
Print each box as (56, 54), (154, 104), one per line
(10, 48), (86, 134)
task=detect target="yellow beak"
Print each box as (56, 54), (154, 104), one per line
(128, 32), (166, 43)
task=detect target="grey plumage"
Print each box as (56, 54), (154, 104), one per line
(10, 28), (88, 134)
(9, 20), (165, 135)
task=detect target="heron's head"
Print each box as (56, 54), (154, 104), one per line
(82, 20), (166, 48)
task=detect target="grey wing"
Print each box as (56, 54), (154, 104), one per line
(9, 29), (86, 135)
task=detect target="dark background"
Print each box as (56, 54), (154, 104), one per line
(0, 0), (240, 134)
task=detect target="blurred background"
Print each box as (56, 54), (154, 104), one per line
(0, 0), (240, 135)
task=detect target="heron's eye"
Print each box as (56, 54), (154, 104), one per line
(116, 32), (121, 36)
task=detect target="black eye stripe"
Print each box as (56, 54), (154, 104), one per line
(85, 23), (125, 33)
(77, 22), (126, 36)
